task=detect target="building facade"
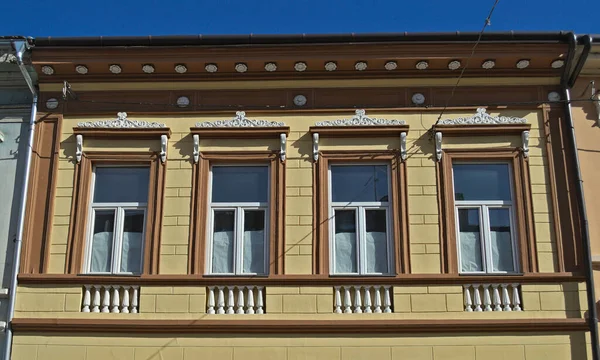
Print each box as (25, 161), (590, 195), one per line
(10, 33), (596, 360)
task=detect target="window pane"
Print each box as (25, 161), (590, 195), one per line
(453, 164), (511, 201)
(365, 210), (388, 274)
(458, 208), (483, 272)
(212, 166), (269, 203)
(331, 165), (388, 203)
(120, 210), (145, 273)
(242, 210), (266, 274)
(90, 210), (115, 273)
(93, 167), (150, 203)
(334, 209), (357, 273)
(211, 210), (235, 273)
(489, 208), (515, 272)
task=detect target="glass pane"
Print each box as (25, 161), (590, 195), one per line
(334, 209), (357, 273)
(331, 165), (388, 203)
(489, 208), (515, 272)
(365, 209), (388, 274)
(211, 210), (235, 273)
(90, 210), (115, 273)
(458, 208), (483, 272)
(93, 167), (150, 203)
(453, 164), (511, 201)
(242, 210), (266, 274)
(212, 166), (269, 203)
(120, 210), (145, 273)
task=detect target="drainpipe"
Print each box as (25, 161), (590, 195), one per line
(562, 34), (600, 360)
(3, 39), (37, 360)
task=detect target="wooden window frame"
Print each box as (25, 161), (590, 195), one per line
(189, 152), (285, 276)
(438, 148), (537, 274)
(66, 152), (166, 275)
(314, 151), (409, 276)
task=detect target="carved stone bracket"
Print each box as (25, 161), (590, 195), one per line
(192, 134), (200, 164)
(435, 132), (442, 162)
(312, 133), (319, 162)
(400, 132), (407, 161)
(315, 109), (406, 127)
(75, 134), (83, 163)
(437, 108), (527, 125)
(280, 133), (287, 162)
(160, 135), (168, 164)
(521, 131), (530, 158)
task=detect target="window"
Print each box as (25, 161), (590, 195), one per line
(207, 165), (269, 275)
(329, 164), (392, 275)
(85, 167), (150, 274)
(452, 163), (518, 274)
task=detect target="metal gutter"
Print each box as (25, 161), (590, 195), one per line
(568, 35), (593, 87)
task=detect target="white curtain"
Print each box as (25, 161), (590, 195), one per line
(120, 232), (143, 273)
(243, 230), (265, 274)
(91, 231), (113, 273)
(366, 231), (387, 273)
(459, 231), (483, 272)
(491, 230), (513, 272)
(335, 232), (357, 273)
(212, 231), (234, 273)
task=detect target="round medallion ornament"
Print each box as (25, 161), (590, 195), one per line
(384, 61), (397, 71)
(415, 61), (429, 70)
(142, 64), (155, 74)
(481, 60), (495, 69)
(551, 59), (565, 69)
(548, 91), (561, 102)
(294, 62), (307, 72)
(354, 61), (368, 71)
(293, 95), (307, 107)
(46, 98), (59, 110)
(176, 96), (190, 108)
(448, 60), (461, 70)
(41, 65), (54, 75)
(516, 59), (530, 69)
(412, 93), (426, 105)
(109, 64), (122, 74)
(75, 65), (88, 74)
(235, 63), (248, 73)
(205, 64), (218, 73)
(174, 64), (188, 74)
(324, 61), (337, 71)
(264, 62), (277, 72)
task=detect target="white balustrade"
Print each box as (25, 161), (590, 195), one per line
(334, 286), (392, 314)
(463, 284), (522, 312)
(207, 286), (265, 314)
(81, 285), (140, 314)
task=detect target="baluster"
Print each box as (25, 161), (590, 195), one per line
(343, 287), (352, 313)
(256, 287), (264, 314)
(374, 287), (382, 313)
(82, 286), (91, 313)
(383, 286), (392, 313)
(353, 287), (363, 313)
(121, 286), (130, 313)
(334, 287), (342, 314)
(501, 284), (512, 311)
(511, 284), (522, 311)
(217, 287), (225, 314)
(131, 287), (139, 314)
(463, 285), (473, 312)
(473, 285), (482, 311)
(492, 285), (502, 311)
(207, 287), (216, 314)
(246, 287), (255, 314)
(483, 285), (492, 311)
(111, 286), (120, 313)
(92, 287), (100, 313)
(364, 287), (372, 313)
(101, 287), (110, 313)
(226, 288), (235, 314)
(236, 287), (245, 314)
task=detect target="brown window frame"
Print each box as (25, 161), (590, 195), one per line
(314, 150), (410, 276)
(189, 151), (285, 276)
(438, 148), (537, 274)
(66, 152), (166, 275)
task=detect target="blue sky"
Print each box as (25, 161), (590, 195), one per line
(3, 0), (598, 37)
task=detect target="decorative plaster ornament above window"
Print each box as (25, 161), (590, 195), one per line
(415, 61), (429, 70)
(75, 65), (88, 74)
(324, 62), (337, 71)
(142, 64), (155, 74)
(109, 64), (122, 74)
(174, 64), (188, 73)
(0, 53), (17, 63)
(547, 91), (561, 102)
(481, 60), (495, 69)
(412, 93), (425, 105)
(551, 59), (565, 69)
(196, 111), (285, 128)
(384, 61), (397, 71)
(77, 112), (167, 128)
(293, 95), (307, 107)
(46, 98), (59, 110)
(448, 60), (461, 70)
(294, 62), (307, 72)
(235, 63), (248, 73)
(516, 59), (530, 69)
(41, 65), (54, 75)
(355, 61), (368, 71)
(177, 96), (190, 108)
(314, 109), (406, 127)
(264, 62), (277, 72)
(205, 63), (218, 73)
(437, 108), (527, 125)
